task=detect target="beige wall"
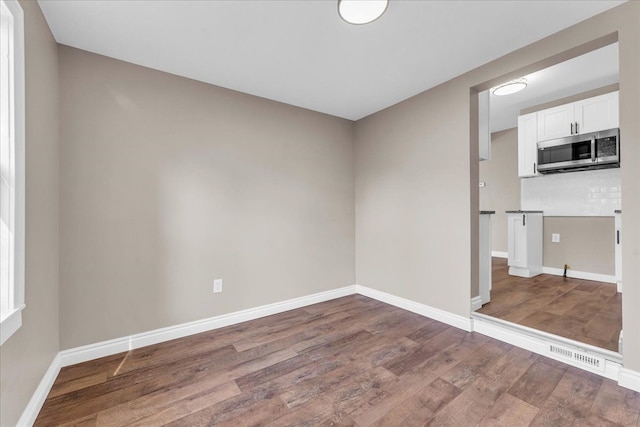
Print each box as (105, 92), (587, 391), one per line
(355, 81), (474, 316)
(0, 1), (59, 425)
(521, 83), (619, 115)
(58, 46), (355, 349)
(355, 2), (640, 368)
(543, 217), (614, 275)
(479, 128), (520, 253)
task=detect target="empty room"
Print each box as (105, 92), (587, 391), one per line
(1, 0), (640, 425)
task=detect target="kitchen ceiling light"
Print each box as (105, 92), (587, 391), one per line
(338, 0), (388, 25)
(492, 78), (528, 96)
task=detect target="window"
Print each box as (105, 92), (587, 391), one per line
(0, 0), (24, 346)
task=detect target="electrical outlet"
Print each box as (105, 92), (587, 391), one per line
(213, 279), (223, 293)
(552, 233), (560, 243)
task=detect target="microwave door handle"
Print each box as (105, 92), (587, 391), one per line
(591, 136), (596, 162)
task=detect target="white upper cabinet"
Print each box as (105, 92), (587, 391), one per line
(517, 112), (539, 178)
(574, 91), (619, 134)
(536, 91), (619, 142)
(536, 103), (575, 141)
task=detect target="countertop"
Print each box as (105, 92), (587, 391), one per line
(505, 210), (544, 214)
(480, 211), (495, 215)
(615, 210), (622, 214)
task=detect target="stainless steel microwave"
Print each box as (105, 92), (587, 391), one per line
(537, 128), (620, 174)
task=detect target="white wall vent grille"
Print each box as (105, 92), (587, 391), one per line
(549, 344), (605, 371)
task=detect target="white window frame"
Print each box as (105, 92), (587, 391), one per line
(0, 0), (25, 346)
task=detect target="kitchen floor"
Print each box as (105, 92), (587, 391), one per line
(477, 257), (621, 352)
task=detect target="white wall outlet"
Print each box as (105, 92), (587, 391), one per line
(479, 182), (486, 188)
(213, 279), (223, 293)
(552, 233), (560, 243)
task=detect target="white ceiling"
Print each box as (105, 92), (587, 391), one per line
(38, 0), (625, 121)
(490, 42), (619, 133)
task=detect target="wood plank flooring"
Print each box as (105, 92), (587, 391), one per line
(36, 295), (640, 426)
(478, 257), (622, 352)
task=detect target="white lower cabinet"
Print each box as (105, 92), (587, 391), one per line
(507, 211), (543, 278)
(615, 211), (622, 292)
(479, 212), (493, 305)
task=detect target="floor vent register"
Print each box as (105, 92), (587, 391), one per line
(549, 344), (605, 372)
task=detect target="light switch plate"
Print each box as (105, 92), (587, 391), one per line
(213, 279), (223, 293)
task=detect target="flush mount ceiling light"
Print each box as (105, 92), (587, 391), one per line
(492, 78), (528, 96)
(338, 0), (389, 25)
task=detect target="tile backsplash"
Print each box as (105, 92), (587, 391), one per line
(521, 168), (621, 216)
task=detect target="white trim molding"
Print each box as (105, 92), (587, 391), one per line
(0, 0), (26, 348)
(542, 266), (616, 284)
(471, 296), (483, 311)
(17, 353), (62, 427)
(59, 284), (473, 367)
(0, 303), (24, 346)
(59, 285), (357, 367)
(618, 368), (640, 393)
(491, 251), (508, 259)
(355, 285), (472, 332)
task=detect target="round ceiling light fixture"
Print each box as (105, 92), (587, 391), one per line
(492, 78), (528, 96)
(338, 0), (389, 25)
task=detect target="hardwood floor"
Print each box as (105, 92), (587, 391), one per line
(36, 295), (640, 426)
(478, 258), (622, 352)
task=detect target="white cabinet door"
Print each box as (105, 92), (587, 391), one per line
(508, 214), (527, 268)
(537, 103), (574, 141)
(536, 92), (618, 142)
(575, 91), (619, 134)
(615, 212), (622, 289)
(507, 213), (543, 278)
(479, 214), (492, 305)
(518, 113), (539, 177)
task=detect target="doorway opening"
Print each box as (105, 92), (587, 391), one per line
(473, 40), (622, 361)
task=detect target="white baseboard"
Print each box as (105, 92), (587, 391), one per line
(59, 284), (472, 367)
(26, 283), (472, 424)
(356, 285), (472, 332)
(617, 281), (623, 293)
(17, 353), (62, 427)
(21, 281), (638, 425)
(59, 285), (357, 367)
(542, 267), (616, 284)
(491, 251), (508, 259)
(471, 296), (483, 311)
(618, 368), (640, 393)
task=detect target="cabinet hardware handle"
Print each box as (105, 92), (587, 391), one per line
(575, 122), (579, 134)
(591, 136), (596, 162)
(571, 123), (574, 134)
(617, 230), (620, 244)
(523, 214), (526, 226)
